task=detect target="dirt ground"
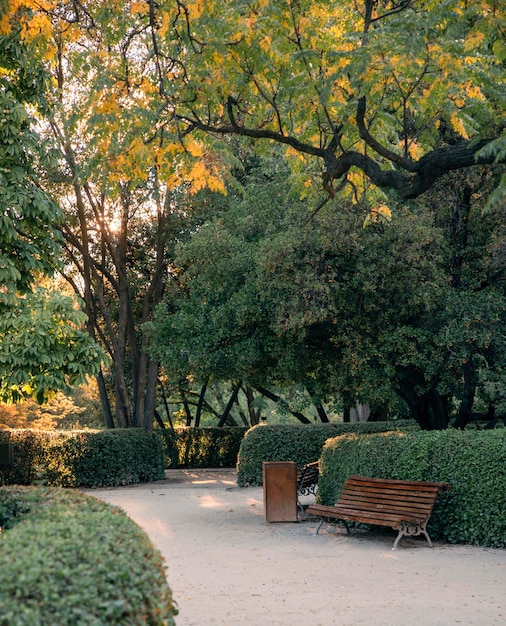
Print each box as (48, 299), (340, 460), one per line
(87, 469), (505, 626)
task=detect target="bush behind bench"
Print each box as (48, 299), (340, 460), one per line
(318, 429), (506, 548)
(236, 420), (418, 486)
(0, 487), (177, 625)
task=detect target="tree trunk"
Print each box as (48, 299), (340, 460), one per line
(180, 387), (193, 426)
(243, 384), (261, 425)
(142, 360), (160, 430)
(396, 383), (450, 430)
(160, 382), (174, 429)
(217, 382), (241, 427)
(194, 380), (208, 428)
(453, 362), (477, 429)
(97, 369), (115, 429)
(306, 384), (330, 422)
(350, 402), (371, 423)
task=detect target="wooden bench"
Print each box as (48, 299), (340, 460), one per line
(296, 461), (319, 513)
(306, 475), (450, 549)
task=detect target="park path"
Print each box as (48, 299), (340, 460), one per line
(87, 469), (505, 626)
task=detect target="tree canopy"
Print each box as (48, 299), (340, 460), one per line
(151, 0), (505, 202)
(3, 1), (504, 205)
(0, 10), (62, 299)
(149, 155), (506, 429)
(0, 288), (106, 403)
(0, 6), (105, 405)
(1, 1), (504, 428)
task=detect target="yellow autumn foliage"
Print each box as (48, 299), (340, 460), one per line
(187, 1), (205, 20)
(0, 0), (55, 36)
(363, 203), (392, 227)
(187, 159), (225, 194)
(450, 111), (469, 140)
(464, 30), (486, 52)
(130, 1), (148, 16)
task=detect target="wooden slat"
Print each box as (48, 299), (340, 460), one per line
(306, 506), (414, 528)
(340, 492), (439, 505)
(336, 502), (429, 518)
(342, 486), (441, 499)
(342, 481), (442, 493)
(337, 494), (435, 513)
(338, 493), (435, 506)
(346, 475), (449, 490)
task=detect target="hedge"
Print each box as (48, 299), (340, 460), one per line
(317, 429), (506, 548)
(236, 420), (418, 486)
(156, 427), (248, 469)
(0, 487), (177, 625)
(0, 429), (165, 487)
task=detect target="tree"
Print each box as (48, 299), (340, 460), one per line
(0, 380), (103, 430)
(0, 9), (62, 299)
(150, 0), (505, 201)
(4, 1), (504, 429)
(149, 152), (506, 429)
(147, 154), (335, 424)
(0, 1), (228, 429)
(0, 288), (105, 404)
(0, 4), (105, 403)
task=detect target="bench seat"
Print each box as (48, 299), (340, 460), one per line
(306, 475), (450, 549)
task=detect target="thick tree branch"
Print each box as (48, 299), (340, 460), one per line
(178, 109), (325, 159)
(357, 96), (417, 172)
(325, 139), (499, 199)
(178, 103), (502, 200)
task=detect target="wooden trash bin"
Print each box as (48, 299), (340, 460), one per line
(263, 461), (298, 522)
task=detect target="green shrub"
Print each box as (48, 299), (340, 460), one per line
(318, 429), (506, 548)
(156, 427), (247, 468)
(236, 420), (418, 486)
(0, 487), (177, 625)
(0, 429), (165, 487)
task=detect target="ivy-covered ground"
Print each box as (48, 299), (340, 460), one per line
(88, 469), (505, 626)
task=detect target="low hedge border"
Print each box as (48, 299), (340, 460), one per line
(236, 420), (419, 486)
(0, 429), (165, 487)
(317, 429), (506, 548)
(156, 427), (248, 469)
(0, 487), (177, 625)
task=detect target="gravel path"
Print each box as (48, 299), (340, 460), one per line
(87, 469), (506, 626)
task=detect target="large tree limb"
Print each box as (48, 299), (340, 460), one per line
(324, 139), (498, 199)
(177, 101), (502, 200)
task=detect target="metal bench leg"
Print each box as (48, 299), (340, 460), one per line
(314, 519), (324, 535)
(420, 522), (433, 548)
(392, 529), (405, 550)
(392, 521), (433, 550)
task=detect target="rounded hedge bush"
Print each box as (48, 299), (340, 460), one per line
(0, 487), (178, 625)
(236, 421), (418, 486)
(317, 429), (506, 548)
(0, 429), (166, 487)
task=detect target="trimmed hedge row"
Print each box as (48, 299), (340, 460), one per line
(236, 420), (419, 486)
(0, 487), (177, 625)
(157, 427), (248, 469)
(0, 429), (165, 487)
(317, 429), (506, 548)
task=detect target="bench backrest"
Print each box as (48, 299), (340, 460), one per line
(297, 462), (319, 489)
(336, 475), (450, 522)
